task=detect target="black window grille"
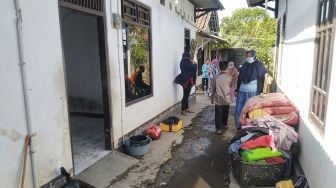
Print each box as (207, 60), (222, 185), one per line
(122, 0), (150, 26)
(59, 0), (103, 15)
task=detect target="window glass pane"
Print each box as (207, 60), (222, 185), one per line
(312, 90), (317, 115)
(321, 95), (326, 121)
(326, 1), (330, 24)
(320, 2), (325, 26)
(123, 24), (152, 103)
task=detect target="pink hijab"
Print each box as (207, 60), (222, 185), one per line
(211, 59), (219, 66)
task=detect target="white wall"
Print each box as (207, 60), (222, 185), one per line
(0, 0), (73, 187)
(60, 8), (103, 114)
(1, 0), (197, 185)
(0, 1), (34, 187)
(106, 0), (196, 145)
(161, 0), (195, 23)
(277, 0), (336, 187)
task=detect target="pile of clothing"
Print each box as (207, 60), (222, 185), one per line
(230, 93), (300, 185)
(229, 115), (298, 165)
(239, 93), (299, 126)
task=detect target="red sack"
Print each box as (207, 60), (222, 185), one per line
(145, 125), (161, 140)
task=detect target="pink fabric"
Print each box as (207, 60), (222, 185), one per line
(240, 135), (273, 150)
(239, 93), (299, 126)
(253, 115), (298, 151)
(211, 59), (219, 66)
(272, 112), (299, 126)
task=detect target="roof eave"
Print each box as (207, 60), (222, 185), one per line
(197, 30), (228, 44)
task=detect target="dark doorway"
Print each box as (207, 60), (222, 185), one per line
(197, 49), (204, 76)
(59, 5), (112, 174)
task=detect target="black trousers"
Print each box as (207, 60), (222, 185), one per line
(182, 86), (192, 111)
(202, 78), (209, 91)
(215, 105), (229, 130)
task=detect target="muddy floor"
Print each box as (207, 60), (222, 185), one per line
(152, 105), (236, 188)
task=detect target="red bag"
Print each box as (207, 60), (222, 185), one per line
(145, 125), (161, 140)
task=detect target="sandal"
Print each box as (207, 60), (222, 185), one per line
(186, 110), (195, 113)
(215, 130), (222, 135)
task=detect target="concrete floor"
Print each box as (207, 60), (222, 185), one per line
(69, 115), (110, 174)
(71, 94), (275, 188)
(153, 104), (233, 188)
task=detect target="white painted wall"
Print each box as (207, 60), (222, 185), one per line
(0, 0), (73, 187)
(106, 0), (196, 145)
(20, 0), (73, 186)
(0, 1), (34, 187)
(277, 0), (336, 187)
(2, 0), (197, 186)
(161, 0), (195, 23)
(60, 8), (103, 114)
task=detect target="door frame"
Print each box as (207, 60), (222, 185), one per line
(58, 0), (113, 166)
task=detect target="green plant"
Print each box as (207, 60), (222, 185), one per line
(220, 8), (276, 75)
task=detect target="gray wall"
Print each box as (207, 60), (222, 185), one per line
(60, 8), (103, 114)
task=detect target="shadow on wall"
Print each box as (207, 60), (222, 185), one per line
(174, 51), (181, 102)
(298, 116), (336, 186)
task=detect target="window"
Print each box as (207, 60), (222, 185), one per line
(184, 29), (190, 52)
(160, 0), (165, 6)
(310, 0), (335, 131)
(122, 0), (152, 104)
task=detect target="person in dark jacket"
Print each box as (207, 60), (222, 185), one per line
(135, 65), (150, 95)
(234, 50), (267, 131)
(174, 51), (197, 116)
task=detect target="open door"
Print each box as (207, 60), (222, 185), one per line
(58, 0), (112, 174)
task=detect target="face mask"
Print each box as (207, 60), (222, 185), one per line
(246, 57), (254, 63)
(228, 65), (234, 68)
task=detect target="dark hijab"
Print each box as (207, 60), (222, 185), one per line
(174, 51), (197, 85)
(239, 50), (267, 84)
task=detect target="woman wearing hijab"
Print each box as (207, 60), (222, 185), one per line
(174, 51), (197, 116)
(227, 61), (239, 100)
(208, 59), (220, 96)
(234, 50), (267, 131)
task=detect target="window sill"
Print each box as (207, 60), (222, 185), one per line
(125, 94), (154, 107)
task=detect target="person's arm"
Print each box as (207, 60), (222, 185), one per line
(236, 75), (241, 93)
(210, 77), (216, 103)
(257, 74), (265, 95)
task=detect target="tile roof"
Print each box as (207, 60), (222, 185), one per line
(196, 12), (212, 30)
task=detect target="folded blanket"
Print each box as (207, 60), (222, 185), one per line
(240, 147), (282, 162)
(252, 115), (298, 150)
(240, 93), (299, 126)
(240, 135), (273, 150)
(273, 112), (299, 126)
(247, 109), (270, 120)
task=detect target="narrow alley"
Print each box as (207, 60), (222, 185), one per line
(3, 0), (336, 187)
(100, 95), (237, 188)
(153, 105), (234, 188)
